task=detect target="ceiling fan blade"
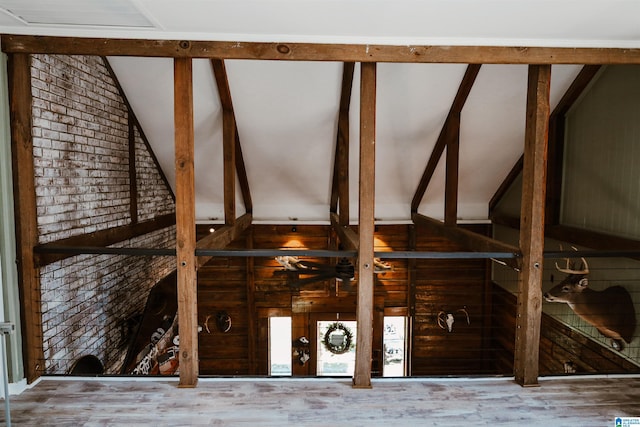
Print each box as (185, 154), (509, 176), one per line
(287, 271), (337, 288)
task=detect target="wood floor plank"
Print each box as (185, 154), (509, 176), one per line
(1, 376), (639, 426)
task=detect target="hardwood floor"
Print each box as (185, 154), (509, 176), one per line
(2, 375), (639, 426)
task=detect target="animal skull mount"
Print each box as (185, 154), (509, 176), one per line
(437, 307), (470, 332)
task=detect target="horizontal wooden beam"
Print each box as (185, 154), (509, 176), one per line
(413, 213), (521, 269)
(493, 214), (640, 253)
(330, 212), (359, 251)
(4, 35), (640, 64)
(196, 213), (252, 268)
(34, 213), (175, 267)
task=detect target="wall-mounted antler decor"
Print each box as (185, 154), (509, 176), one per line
(202, 311), (232, 334)
(437, 307), (470, 332)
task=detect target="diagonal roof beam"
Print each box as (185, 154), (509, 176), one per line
(196, 212), (252, 269)
(412, 213), (521, 270)
(211, 59), (253, 218)
(411, 64), (481, 213)
(330, 62), (358, 250)
(330, 212), (359, 251)
(331, 62), (355, 224)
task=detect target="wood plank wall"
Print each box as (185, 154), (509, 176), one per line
(195, 223), (498, 376)
(411, 223), (493, 375)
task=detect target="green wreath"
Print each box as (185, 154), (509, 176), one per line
(323, 322), (353, 355)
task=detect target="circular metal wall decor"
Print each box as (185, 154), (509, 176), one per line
(323, 322), (353, 354)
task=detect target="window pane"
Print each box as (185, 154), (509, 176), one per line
(316, 320), (357, 376)
(269, 317), (292, 376)
(383, 316), (406, 377)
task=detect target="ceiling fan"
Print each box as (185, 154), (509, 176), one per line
(274, 255), (391, 288)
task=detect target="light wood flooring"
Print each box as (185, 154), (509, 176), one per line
(1, 375), (639, 426)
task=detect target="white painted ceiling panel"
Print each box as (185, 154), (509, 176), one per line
(0, 0), (153, 27)
(2, 1), (635, 223)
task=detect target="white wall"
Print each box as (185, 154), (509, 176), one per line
(562, 65), (640, 238)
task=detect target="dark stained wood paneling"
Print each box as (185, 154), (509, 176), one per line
(411, 222), (492, 375)
(194, 223), (512, 377)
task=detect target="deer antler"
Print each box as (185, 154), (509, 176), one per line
(437, 311), (447, 330)
(457, 307), (470, 325)
(555, 246), (589, 275)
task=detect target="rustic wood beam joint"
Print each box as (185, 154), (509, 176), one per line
(196, 213), (252, 268)
(492, 214), (640, 256)
(330, 212), (359, 251)
(33, 213), (176, 267)
(412, 213), (521, 270)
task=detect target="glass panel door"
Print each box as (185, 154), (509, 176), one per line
(316, 320), (357, 376)
(269, 317), (292, 376)
(383, 316), (407, 377)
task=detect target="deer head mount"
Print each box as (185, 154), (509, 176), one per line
(544, 247), (636, 351)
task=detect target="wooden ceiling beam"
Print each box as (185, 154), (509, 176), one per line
(4, 35), (640, 64)
(412, 64), (481, 213)
(33, 213), (175, 267)
(330, 62), (355, 224)
(211, 59), (253, 216)
(330, 212), (359, 251)
(412, 213), (521, 269)
(196, 212), (252, 268)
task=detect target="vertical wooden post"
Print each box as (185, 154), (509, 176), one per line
(8, 53), (44, 383)
(514, 64), (551, 387)
(353, 62), (376, 388)
(174, 57), (198, 387)
(444, 113), (460, 226)
(223, 109), (236, 225)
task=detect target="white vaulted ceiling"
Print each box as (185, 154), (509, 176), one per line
(2, 1), (640, 223)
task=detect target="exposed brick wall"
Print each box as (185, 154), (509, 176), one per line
(30, 54), (176, 374)
(135, 126), (174, 221)
(40, 228), (175, 374)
